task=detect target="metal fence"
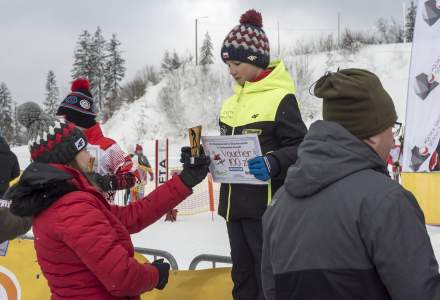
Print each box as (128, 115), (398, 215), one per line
(134, 247), (179, 270)
(22, 235), (233, 271)
(189, 254), (232, 270)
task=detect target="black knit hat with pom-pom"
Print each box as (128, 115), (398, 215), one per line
(56, 78), (97, 129)
(17, 101), (87, 164)
(221, 9), (270, 69)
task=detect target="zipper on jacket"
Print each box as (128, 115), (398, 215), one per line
(226, 86), (245, 222)
(267, 180), (272, 205)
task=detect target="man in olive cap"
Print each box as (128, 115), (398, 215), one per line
(261, 69), (440, 300)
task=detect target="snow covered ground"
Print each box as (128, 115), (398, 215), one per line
(131, 212), (230, 270)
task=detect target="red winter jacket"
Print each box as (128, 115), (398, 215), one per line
(32, 164), (192, 300)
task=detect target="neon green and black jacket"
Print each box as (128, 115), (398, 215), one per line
(218, 60), (307, 221)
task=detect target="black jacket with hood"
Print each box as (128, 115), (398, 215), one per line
(0, 136), (20, 196)
(262, 121), (440, 300)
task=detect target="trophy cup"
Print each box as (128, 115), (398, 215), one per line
(188, 125), (202, 164)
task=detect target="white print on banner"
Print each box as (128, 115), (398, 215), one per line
(407, 56), (440, 171)
(0, 266), (22, 300)
(423, 0), (440, 26)
(155, 139), (168, 188)
(402, 0), (440, 172)
(414, 56), (440, 100)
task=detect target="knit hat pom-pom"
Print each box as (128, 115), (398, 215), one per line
(17, 101), (43, 129)
(71, 78), (90, 92)
(240, 9), (263, 28)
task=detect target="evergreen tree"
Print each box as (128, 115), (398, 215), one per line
(199, 32), (214, 66)
(171, 51), (182, 70)
(405, 1), (417, 42)
(90, 26), (107, 110)
(161, 50), (173, 72)
(161, 50), (182, 72)
(13, 103), (26, 145)
(72, 30), (94, 80)
(71, 27), (110, 111)
(44, 70), (60, 115)
(103, 34), (126, 121)
(0, 83), (14, 142)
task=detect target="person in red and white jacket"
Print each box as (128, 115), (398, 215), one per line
(57, 78), (138, 203)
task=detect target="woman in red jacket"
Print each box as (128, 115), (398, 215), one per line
(9, 102), (209, 300)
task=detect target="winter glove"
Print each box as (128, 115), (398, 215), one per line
(179, 146), (210, 188)
(113, 173), (137, 190)
(151, 259), (170, 290)
(248, 155), (280, 182)
(87, 172), (136, 192)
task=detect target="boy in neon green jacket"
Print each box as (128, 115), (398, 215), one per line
(218, 9), (307, 300)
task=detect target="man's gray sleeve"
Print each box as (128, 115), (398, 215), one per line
(262, 210), (276, 300)
(360, 188), (440, 300)
(0, 207), (32, 243)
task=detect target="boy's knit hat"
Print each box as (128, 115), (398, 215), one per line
(221, 9), (270, 69)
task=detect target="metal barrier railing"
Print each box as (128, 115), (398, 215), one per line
(22, 235), (179, 270)
(134, 247), (179, 270)
(189, 254), (232, 270)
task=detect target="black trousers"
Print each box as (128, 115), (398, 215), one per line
(227, 219), (265, 300)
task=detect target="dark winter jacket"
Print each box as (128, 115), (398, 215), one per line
(218, 60), (307, 221)
(0, 136), (20, 197)
(262, 121), (440, 300)
(0, 206), (32, 243)
(9, 162), (192, 300)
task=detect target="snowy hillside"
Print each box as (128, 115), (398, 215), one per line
(14, 43), (413, 171)
(103, 43), (412, 160)
(103, 63), (233, 158)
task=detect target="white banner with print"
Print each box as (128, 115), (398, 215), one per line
(402, 0), (440, 172)
(155, 139), (169, 188)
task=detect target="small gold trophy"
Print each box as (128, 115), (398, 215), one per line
(188, 125), (202, 163)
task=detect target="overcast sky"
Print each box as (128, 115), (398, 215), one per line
(0, 0), (409, 104)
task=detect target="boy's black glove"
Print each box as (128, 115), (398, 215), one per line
(151, 259), (170, 290)
(179, 146), (210, 188)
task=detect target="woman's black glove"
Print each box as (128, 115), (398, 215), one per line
(86, 172), (136, 192)
(151, 259), (170, 290)
(179, 146), (210, 188)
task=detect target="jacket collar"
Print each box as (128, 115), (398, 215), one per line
(233, 60), (296, 96)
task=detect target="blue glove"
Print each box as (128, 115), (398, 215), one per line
(248, 156), (271, 181)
